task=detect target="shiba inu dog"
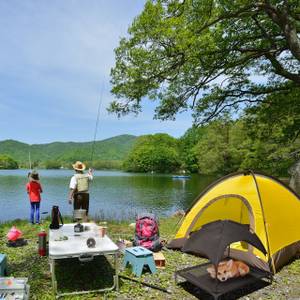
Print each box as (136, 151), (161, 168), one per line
(207, 259), (250, 282)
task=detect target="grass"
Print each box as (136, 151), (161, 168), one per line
(0, 217), (300, 299)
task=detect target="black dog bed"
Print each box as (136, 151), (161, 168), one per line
(175, 262), (272, 300)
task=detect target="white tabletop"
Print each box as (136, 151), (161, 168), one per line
(49, 223), (119, 259)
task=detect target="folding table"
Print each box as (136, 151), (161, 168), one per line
(49, 223), (119, 298)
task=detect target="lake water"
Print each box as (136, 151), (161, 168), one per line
(0, 170), (215, 222)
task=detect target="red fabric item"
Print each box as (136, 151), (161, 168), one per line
(140, 240), (153, 248)
(141, 219), (155, 237)
(7, 226), (22, 241)
(26, 181), (42, 202)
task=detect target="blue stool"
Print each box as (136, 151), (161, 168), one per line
(123, 246), (156, 277)
(0, 254), (7, 276)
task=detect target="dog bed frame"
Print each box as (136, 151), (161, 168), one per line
(175, 262), (272, 300)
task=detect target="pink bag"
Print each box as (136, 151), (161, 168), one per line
(7, 226), (22, 241)
(134, 213), (162, 252)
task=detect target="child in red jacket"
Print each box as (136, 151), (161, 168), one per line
(26, 171), (43, 224)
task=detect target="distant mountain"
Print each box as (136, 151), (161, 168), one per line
(0, 135), (137, 166)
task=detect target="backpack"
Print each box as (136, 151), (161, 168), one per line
(133, 213), (162, 252)
(49, 206), (64, 230)
(75, 174), (89, 192)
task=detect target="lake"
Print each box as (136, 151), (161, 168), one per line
(0, 170), (216, 222)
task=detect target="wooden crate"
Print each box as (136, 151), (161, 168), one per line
(153, 252), (165, 269)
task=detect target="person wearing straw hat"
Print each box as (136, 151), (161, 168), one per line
(69, 161), (93, 215)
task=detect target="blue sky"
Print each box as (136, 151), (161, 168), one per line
(0, 0), (192, 144)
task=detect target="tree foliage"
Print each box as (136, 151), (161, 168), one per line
(0, 154), (18, 169)
(240, 86), (300, 175)
(110, 0), (300, 123)
(179, 87), (300, 176)
(191, 119), (245, 175)
(178, 126), (207, 172)
(44, 160), (62, 169)
(123, 133), (181, 172)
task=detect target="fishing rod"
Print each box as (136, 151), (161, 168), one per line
(90, 80), (105, 165)
(28, 145), (32, 170)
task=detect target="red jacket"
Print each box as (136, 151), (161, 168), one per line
(26, 181), (42, 202)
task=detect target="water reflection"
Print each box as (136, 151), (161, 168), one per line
(0, 170), (215, 221)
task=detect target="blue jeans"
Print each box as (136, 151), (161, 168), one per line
(30, 202), (40, 224)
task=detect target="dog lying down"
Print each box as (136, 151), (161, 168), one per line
(207, 259), (250, 282)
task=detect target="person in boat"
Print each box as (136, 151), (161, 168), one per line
(26, 170), (43, 224)
(68, 161), (93, 215)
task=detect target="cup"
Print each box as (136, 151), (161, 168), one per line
(99, 226), (107, 238)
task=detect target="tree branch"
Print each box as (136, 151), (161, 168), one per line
(265, 53), (300, 84)
(258, 2), (300, 62)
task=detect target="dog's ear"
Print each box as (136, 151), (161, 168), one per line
(226, 259), (233, 268)
(207, 266), (216, 278)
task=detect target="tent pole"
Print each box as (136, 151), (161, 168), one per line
(249, 170), (276, 274)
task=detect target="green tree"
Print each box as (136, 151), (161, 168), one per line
(44, 160), (62, 169)
(192, 119), (246, 175)
(0, 154), (18, 169)
(110, 0), (300, 124)
(124, 133), (181, 172)
(88, 160), (123, 170)
(240, 87), (300, 175)
(178, 126), (206, 172)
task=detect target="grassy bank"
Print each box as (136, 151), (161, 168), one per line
(0, 217), (299, 299)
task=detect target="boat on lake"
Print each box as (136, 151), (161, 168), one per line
(172, 175), (191, 179)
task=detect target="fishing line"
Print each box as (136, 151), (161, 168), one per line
(90, 80), (105, 164)
(28, 145), (32, 171)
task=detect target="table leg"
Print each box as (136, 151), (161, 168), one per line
(49, 259), (57, 296)
(114, 253), (119, 291)
(49, 252), (119, 297)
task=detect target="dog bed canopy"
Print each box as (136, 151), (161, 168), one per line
(182, 220), (267, 266)
(168, 171), (300, 273)
(175, 220), (271, 300)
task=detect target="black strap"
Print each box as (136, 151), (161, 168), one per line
(59, 211), (64, 225)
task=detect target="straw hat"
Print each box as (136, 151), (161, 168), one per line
(72, 161), (86, 171)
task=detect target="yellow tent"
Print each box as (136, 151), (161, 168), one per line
(168, 171), (300, 273)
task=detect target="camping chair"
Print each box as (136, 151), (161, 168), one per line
(174, 220), (273, 300)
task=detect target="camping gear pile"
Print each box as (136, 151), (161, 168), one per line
(169, 171), (300, 299)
